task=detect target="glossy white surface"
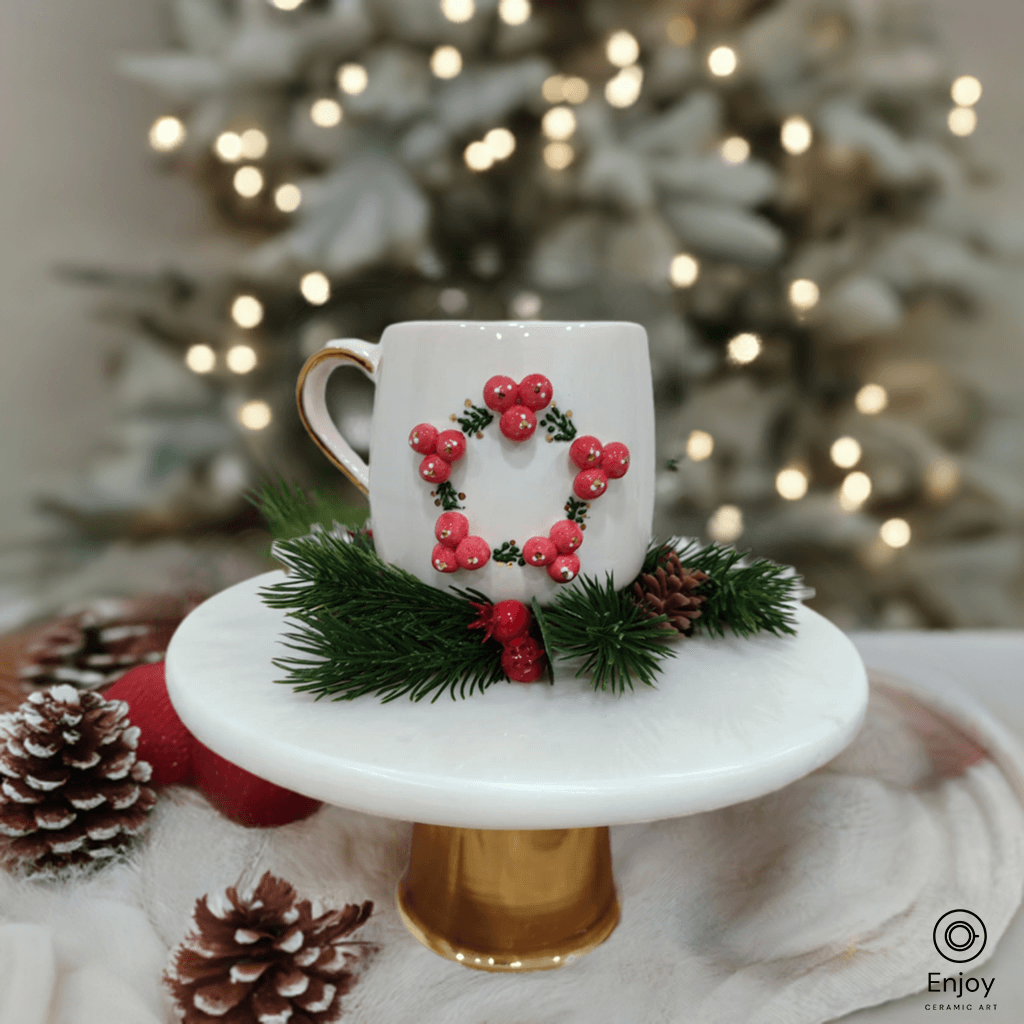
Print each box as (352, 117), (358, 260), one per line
(165, 572), (868, 829)
(297, 321), (656, 604)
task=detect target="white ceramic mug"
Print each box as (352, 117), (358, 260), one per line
(297, 320), (654, 602)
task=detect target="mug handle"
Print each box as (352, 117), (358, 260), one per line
(296, 339), (381, 496)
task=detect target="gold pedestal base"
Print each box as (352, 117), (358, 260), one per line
(397, 823), (619, 972)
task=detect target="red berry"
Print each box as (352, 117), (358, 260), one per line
(547, 554), (580, 583)
(518, 374), (553, 411)
(483, 375), (520, 412)
(549, 519), (583, 554)
(420, 455), (452, 483)
(432, 543), (459, 573)
(499, 404), (537, 442)
(455, 536), (491, 570)
(523, 536), (557, 567)
(409, 423), (439, 454)
(501, 636), (546, 683)
(435, 511), (469, 548)
(569, 436), (603, 469)
(436, 429), (467, 462)
(573, 468), (609, 500)
(601, 442), (630, 479)
(492, 600), (531, 643)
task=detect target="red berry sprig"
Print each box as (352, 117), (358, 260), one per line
(432, 512), (489, 574)
(469, 600), (547, 683)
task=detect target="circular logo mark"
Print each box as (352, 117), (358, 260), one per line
(933, 910), (987, 963)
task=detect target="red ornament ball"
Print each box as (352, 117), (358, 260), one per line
(518, 374), (553, 411)
(435, 511), (469, 548)
(419, 455), (452, 483)
(491, 600), (531, 643)
(432, 543), (459, 573)
(455, 536), (491, 570)
(483, 375), (520, 412)
(103, 662), (192, 787)
(547, 553), (581, 583)
(601, 442), (631, 479)
(501, 636), (546, 683)
(499, 405), (537, 442)
(435, 429), (467, 462)
(409, 423), (438, 455)
(549, 519), (584, 554)
(570, 435), (604, 470)
(523, 536), (557, 567)
(573, 468), (609, 500)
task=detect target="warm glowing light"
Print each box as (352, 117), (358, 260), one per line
(951, 75), (982, 107)
(185, 344), (215, 373)
(215, 132), (243, 162)
(226, 344), (257, 374)
(606, 30), (640, 68)
(440, 0), (474, 23)
(708, 46), (738, 77)
(720, 136), (750, 165)
(605, 65), (643, 108)
(789, 278), (820, 311)
(274, 183), (302, 212)
(948, 106), (977, 137)
(271, 0), (304, 9)
(310, 98), (343, 127)
(543, 142), (574, 170)
(563, 77), (589, 104)
(233, 166), (264, 197)
(830, 436), (861, 469)
(239, 128), (268, 159)
(464, 141), (495, 172)
(231, 295), (264, 329)
(238, 400), (272, 430)
(667, 16), (695, 45)
(780, 115), (813, 155)
(149, 116), (186, 152)
(879, 518), (911, 548)
(670, 253), (700, 288)
(726, 332), (761, 365)
(510, 291), (541, 318)
(855, 383), (888, 415)
(430, 45), (463, 79)
(925, 457), (960, 500)
(542, 76), (566, 103)
(300, 271), (331, 305)
(686, 430), (714, 461)
(542, 106), (576, 141)
(776, 467), (809, 501)
(707, 504), (743, 542)
(839, 471), (872, 510)
(498, 0), (530, 25)
(337, 63), (368, 96)
(439, 288), (468, 314)
(484, 127), (516, 160)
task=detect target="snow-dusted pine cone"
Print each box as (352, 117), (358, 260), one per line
(167, 872), (374, 1024)
(631, 553), (709, 636)
(16, 594), (205, 692)
(0, 686), (156, 872)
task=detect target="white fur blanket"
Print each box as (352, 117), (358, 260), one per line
(1, 671), (1022, 1024)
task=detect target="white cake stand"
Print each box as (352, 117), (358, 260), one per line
(165, 571), (867, 972)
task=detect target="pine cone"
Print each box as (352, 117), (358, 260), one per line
(16, 594), (206, 692)
(0, 686), (156, 872)
(632, 553), (710, 636)
(167, 872), (375, 1024)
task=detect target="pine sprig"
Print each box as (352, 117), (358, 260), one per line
(249, 478), (368, 541)
(433, 481), (463, 511)
(644, 538), (800, 638)
(539, 405), (577, 442)
(264, 533), (504, 702)
(456, 404), (493, 435)
(539, 574), (676, 693)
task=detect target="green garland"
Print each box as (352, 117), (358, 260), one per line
(252, 481), (801, 701)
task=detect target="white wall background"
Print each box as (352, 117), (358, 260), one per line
(0, 0), (1021, 548)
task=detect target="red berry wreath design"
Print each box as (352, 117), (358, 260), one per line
(408, 373), (631, 587)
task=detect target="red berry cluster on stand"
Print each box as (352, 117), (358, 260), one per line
(468, 600), (546, 683)
(569, 435), (630, 501)
(431, 511), (490, 574)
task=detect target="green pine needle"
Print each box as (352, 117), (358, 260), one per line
(248, 477), (368, 541)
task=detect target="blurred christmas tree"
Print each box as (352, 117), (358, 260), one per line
(56, 0), (1024, 626)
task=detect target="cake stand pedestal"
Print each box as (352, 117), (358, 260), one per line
(165, 572), (867, 973)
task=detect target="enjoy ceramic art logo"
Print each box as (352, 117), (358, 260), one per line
(933, 909), (987, 963)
